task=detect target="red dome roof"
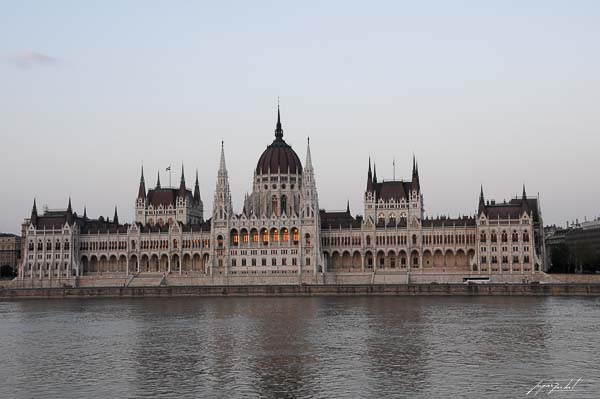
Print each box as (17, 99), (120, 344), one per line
(256, 108), (303, 175)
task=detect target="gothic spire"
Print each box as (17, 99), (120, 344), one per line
(411, 156), (420, 192)
(478, 185), (486, 216)
(522, 184), (530, 214)
(275, 104), (283, 140)
(66, 197), (73, 224)
(373, 163), (378, 185)
(346, 200), (350, 214)
(83, 205), (87, 219)
(156, 171), (161, 189)
(305, 137), (313, 170)
(30, 198), (38, 226)
(219, 140), (227, 173)
(178, 164), (186, 198)
(113, 206), (119, 224)
(194, 169), (201, 204)
(138, 164), (146, 199)
(367, 157), (373, 192)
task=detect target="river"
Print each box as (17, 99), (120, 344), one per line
(0, 297), (597, 398)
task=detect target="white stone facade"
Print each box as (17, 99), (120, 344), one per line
(19, 109), (545, 283)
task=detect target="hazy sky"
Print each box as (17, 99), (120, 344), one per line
(1, 1), (599, 234)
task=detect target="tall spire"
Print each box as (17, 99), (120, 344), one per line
(274, 104), (283, 140)
(178, 164), (186, 198)
(411, 156), (420, 192)
(219, 140), (227, 173)
(30, 198), (38, 226)
(194, 169), (201, 204)
(138, 164), (146, 199)
(66, 197), (73, 224)
(521, 184), (530, 214)
(346, 200), (350, 214)
(213, 141), (232, 221)
(373, 163), (378, 185)
(113, 206), (119, 224)
(366, 157), (373, 192)
(305, 137), (313, 170)
(156, 171), (161, 189)
(478, 185), (486, 216)
(83, 205), (87, 219)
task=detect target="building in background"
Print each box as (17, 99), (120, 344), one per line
(545, 217), (600, 273)
(17, 108), (546, 284)
(0, 233), (21, 278)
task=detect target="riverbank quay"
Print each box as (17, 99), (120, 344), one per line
(2, 283), (600, 299)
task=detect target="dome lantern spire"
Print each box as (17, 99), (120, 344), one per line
(275, 102), (283, 140)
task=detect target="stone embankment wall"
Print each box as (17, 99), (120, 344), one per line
(2, 283), (600, 299)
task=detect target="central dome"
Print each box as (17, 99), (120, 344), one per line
(256, 108), (302, 175)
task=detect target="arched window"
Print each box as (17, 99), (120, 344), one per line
(282, 228), (289, 242)
(480, 233), (487, 243)
(29, 241), (34, 251)
(272, 195), (278, 216)
(262, 229), (269, 245)
(292, 228), (299, 243)
(491, 232), (497, 243)
(281, 195), (287, 215)
(523, 231), (530, 242)
(412, 234), (417, 245)
(173, 239), (178, 249)
(501, 231), (508, 243)
(305, 233), (311, 245)
(378, 213), (385, 224)
(231, 230), (239, 246)
(217, 235), (224, 249)
(242, 230), (249, 244)
(252, 230), (259, 243)
(272, 229), (279, 242)
(366, 235), (371, 246)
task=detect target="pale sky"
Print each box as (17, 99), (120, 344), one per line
(1, 1), (599, 234)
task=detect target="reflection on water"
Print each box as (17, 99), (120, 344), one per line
(0, 297), (598, 398)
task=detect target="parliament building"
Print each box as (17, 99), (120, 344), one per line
(18, 108), (546, 285)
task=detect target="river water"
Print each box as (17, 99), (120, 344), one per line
(0, 296), (598, 398)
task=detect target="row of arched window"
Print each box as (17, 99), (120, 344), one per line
(229, 228), (302, 246)
(480, 231), (529, 243)
(29, 240), (70, 251)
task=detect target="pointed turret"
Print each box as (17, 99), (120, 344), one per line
(113, 206), (119, 224)
(366, 157), (373, 192)
(522, 184), (530, 214)
(478, 185), (486, 216)
(178, 164), (187, 198)
(193, 169), (201, 205)
(213, 141), (233, 221)
(275, 105), (283, 140)
(138, 165), (146, 200)
(346, 200), (350, 214)
(411, 155), (420, 192)
(30, 198), (38, 226)
(66, 197), (73, 224)
(83, 205), (87, 219)
(156, 171), (161, 189)
(373, 163), (378, 185)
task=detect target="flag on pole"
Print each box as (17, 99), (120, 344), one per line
(166, 165), (171, 172)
